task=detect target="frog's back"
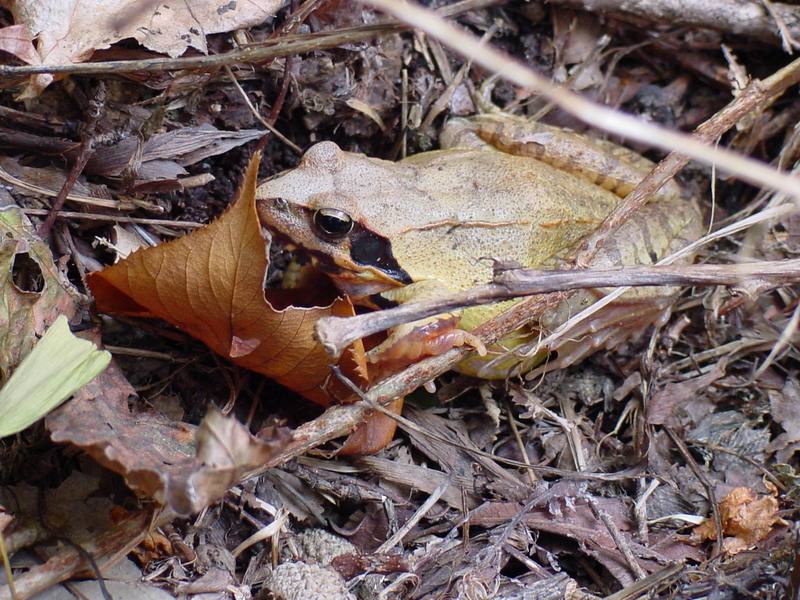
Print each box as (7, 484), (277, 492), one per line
(392, 148), (624, 290)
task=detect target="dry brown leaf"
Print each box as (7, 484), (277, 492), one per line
(693, 486), (786, 555)
(767, 378), (800, 462)
(88, 152), (363, 407)
(0, 471), (114, 544)
(469, 488), (704, 584)
(46, 359), (197, 502)
(5, 0), (285, 96)
(47, 358), (290, 515)
(0, 206), (79, 379)
(83, 124), (264, 180)
(165, 407), (292, 515)
(0, 24), (39, 66)
(646, 359), (727, 426)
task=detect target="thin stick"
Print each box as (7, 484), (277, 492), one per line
(224, 65), (302, 155)
(664, 426), (724, 556)
(359, 0), (800, 201)
(586, 496), (647, 580)
(21, 208), (202, 228)
(548, 0), (800, 49)
(0, 0), (499, 77)
(0, 165), (127, 210)
(316, 257), (800, 358)
(38, 82), (106, 238)
(0, 531), (16, 600)
(376, 482), (449, 553)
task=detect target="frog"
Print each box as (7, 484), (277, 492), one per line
(255, 113), (703, 453)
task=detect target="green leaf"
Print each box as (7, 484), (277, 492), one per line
(0, 315), (110, 438)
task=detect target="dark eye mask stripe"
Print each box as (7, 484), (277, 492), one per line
(349, 224), (412, 285)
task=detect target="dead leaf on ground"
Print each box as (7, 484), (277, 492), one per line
(46, 359), (197, 503)
(693, 486), (786, 555)
(646, 359), (727, 426)
(84, 124), (264, 183)
(4, 0), (286, 96)
(767, 378), (800, 463)
(0, 156), (113, 206)
(88, 151), (366, 407)
(47, 359), (291, 515)
(0, 124), (263, 192)
(0, 470), (115, 544)
(166, 407), (292, 515)
(469, 487), (703, 585)
(0, 24), (39, 66)
(0, 205), (79, 379)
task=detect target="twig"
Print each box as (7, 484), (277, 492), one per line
(526, 203), (796, 361)
(224, 65), (302, 154)
(268, 56), (294, 126)
(663, 427), (724, 556)
(376, 482), (449, 552)
(505, 401), (538, 485)
(602, 561), (686, 600)
(359, 0), (800, 201)
(761, 0), (800, 51)
(0, 530), (16, 600)
(547, 0), (800, 50)
(238, 364), (646, 485)
(0, 0), (499, 78)
(37, 82), (106, 239)
(0, 25), (396, 77)
(586, 496), (647, 580)
(575, 55), (800, 263)
(688, 441), (786, 492)
(21, 208), (202, 228)
(316, 258), (800, 358)
(265, 0), (320, 125)
(0, 164), (153, 211)
(754, 298), (800, 378)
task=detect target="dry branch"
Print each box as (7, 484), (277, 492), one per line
(360, 0), (800, 201)
(548, 0), (800, 50)
(0, 0), (496, 78)
(316, 259), (800, 358)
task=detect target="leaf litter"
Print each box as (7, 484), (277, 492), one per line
(1, 0), (800, 598)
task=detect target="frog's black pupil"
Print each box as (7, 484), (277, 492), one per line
(313, 209), (353, 239)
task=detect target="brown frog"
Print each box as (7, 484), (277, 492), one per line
(256, 113), (702, 452)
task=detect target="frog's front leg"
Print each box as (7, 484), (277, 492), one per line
(366, 281), (486, 379)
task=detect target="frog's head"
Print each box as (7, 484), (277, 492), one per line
(256, 141), (412, 299)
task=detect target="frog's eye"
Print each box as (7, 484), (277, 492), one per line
(313, 208), (353, 240)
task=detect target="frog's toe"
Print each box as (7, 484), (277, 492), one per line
(368, 316), (485, 377)
(453, 330), (487, 356)
(525, 300), (674, 379)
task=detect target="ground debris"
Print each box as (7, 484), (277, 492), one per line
(1, 0), (799, 597)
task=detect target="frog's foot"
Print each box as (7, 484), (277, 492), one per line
(338, 398), (404, 456)
(523, 298), (675, 380)
(367, 315), (486, 379)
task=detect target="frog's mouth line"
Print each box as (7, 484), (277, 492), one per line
(346, 225), (412, 286)
(299, 245), (407, 300)
(274, 228), (412, 300)
(261, 197), (413, 298)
